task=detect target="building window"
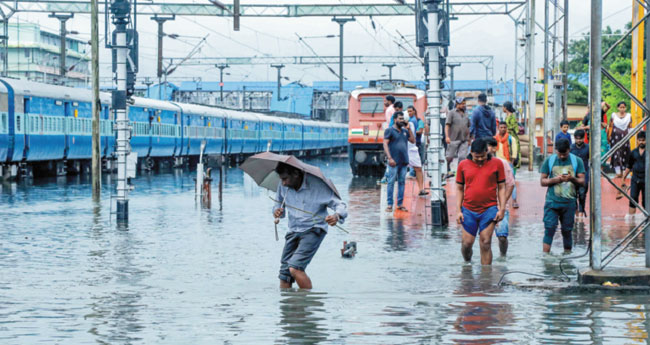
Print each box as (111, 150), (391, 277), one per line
(24, 49), (29, 58)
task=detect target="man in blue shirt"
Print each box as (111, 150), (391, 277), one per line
(540, 138), (586, 253)
(273, 163), (348, 289)
(383, 111), (415, 212)
(470, 93), (496, 140)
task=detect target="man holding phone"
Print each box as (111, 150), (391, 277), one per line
(539, 138), (586, 253)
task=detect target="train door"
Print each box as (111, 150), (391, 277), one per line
(147, 109), (154, 157)
(173, 112), (179, 156)
(22, 97), (31, 159)
(63, 101), (71, 159)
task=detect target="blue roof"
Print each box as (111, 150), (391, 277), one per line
(178, 81), (277, 92)
(146, 83), (178, 100)
(270, 82), (313, 117)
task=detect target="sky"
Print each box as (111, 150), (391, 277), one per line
(14, 0), (633, 87)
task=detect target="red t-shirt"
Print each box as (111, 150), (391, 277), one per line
(456, 157), (505, 213)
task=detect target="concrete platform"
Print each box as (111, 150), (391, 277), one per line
(578, 267), (650, 286)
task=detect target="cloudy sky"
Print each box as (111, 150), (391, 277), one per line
(16, 0), (632, 86)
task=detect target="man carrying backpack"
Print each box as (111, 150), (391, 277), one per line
(539, 138), (586, 253)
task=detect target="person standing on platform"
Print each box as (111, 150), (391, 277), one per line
(407, 106), (426, 180)
(494, 122), (519, 210)
(380, 95), (396, 184)
(456, 139), (506, 265)
(445, 97), (471, 177)
(273, 163), (348, 289)
(539, 138), (586, 253)
(470, 93), (496, 141)
(504, 101), (521, 167)
(405, 107), (427, 196)
(383, 111), (415, 212)
(570, 130), (590, 219)
(555, 120), (572, 145)
(485, 137), (515, 256)
(622, 131), (647, 218)
(610, 101), (633, 200)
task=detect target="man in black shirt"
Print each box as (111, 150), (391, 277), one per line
(623, 131), (647, 217)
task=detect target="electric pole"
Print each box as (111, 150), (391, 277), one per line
(91, 0), (100, 200)
(382, 63), (396, 81)
(332, 17), (355, 91)
(152, 14), (175, 99)
(447, 62), (461, 101)
(216, 63), (229, 103)
(271, 64), (285, 101)
(48, 13), (74, 85)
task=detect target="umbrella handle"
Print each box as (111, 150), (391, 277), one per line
(274, 218), (280, 241)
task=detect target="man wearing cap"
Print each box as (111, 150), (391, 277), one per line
(445, 97), (471, 175)
(470, 93), (497, 141)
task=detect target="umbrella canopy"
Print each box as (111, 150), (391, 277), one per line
(239, 152), (341, 199)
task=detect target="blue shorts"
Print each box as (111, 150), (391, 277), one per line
(461, 206), (498, 237)
(278, 227), (326, 283)
(495, 209), (510, 237)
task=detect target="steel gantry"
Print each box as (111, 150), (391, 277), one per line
(587, 0), (650, 271)
(0, 1), (525, 17)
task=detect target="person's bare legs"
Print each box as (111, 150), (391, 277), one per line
(461, 230), (476, 262)
(415, 167), (424, 192)
(479, 224), (496, 265)
(629, 207), (637, 216)
(280, 280), (292, 289)
(289, 267), (313, 289)
(543, 243), (551, 253)
(498, 236), (508, 255)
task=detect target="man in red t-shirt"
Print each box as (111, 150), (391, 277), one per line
(456, 138), (506, 265)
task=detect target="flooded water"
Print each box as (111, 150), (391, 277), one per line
(1, 155), (650, 344)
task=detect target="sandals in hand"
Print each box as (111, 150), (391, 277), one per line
(616, 184), (628, 200)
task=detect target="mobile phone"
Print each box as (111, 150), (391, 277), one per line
(562, 172), (569, 176)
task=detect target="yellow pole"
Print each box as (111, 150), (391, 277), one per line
(631, 0), (645, 149)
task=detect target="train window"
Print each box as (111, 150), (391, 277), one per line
(395, 97), (415, 109)
(1, 113), (5, 132)
(359, 97), (384, 113)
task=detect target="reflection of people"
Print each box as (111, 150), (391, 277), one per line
(385, 218), (406, 251)
(456, 139), (506, 265)
(273, 163), (348, 289)
(451, 266), (513, 343)
(279, 291), (328, 344)
(539, 138), (585, 253)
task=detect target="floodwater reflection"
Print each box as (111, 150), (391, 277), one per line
(278, 290), (329, 344)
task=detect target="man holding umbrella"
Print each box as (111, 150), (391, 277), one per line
(272, 162), (348, 289)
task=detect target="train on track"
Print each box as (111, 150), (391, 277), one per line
(347, 80), (427, 176)
(0, 78), (347, 178)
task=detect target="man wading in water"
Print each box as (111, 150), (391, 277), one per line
(456, 139), (506, 265)
(273, 163), (348, 289)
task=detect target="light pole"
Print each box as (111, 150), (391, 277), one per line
(447, 62), (461, 101)
(332, 17), (355, 91)
(216, 63), (229, 103)
(151, 15), (175, 98)
(382, 63), (396, 81)
(48, 12), (74, 85)
(271, 64), (285, 101)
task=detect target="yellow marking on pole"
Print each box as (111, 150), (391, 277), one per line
(631, 1), (645, 149)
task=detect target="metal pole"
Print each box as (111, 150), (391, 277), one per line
(2, 18), (7, 77)
(271, 64), (284, 101)
(589, 0), (602, 270)
(216, 63), (228, 103)
(484, 64), (489, 100)
(111, 0), (131, 222)
(513, 18), (518, 104)
(542, 0), (549, 160)
(552, 77), (561, 147)
(49, 13), (74, 85)
(527, 0), (536, 171)
(152, 15), (174, 100)
(645, 0), (650, 268)
(332, 17), (354, 92)
(424, 0), (446, 226)
(91, 0), (101, 200)
(448, 63), (460, 101)
(562, 0), (569, 120)
(382, 63), (396, 81)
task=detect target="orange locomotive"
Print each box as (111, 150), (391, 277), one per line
(347, 81), (427, 175)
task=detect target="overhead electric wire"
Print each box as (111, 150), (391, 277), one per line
(295, 33), (341, 79)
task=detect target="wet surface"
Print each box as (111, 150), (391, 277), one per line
(1, 156), (650, 344)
